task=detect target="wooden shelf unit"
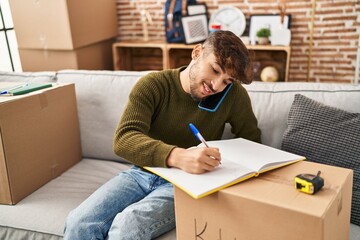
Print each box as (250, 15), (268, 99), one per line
(112, 41), (291, 81)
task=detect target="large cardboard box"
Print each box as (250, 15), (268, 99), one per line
(0, 83), (81, 204)
(19, 39), (115, 71)
(10, 0), (117, 50)
(175, 161), (353, 240)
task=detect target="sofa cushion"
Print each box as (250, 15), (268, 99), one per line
(56, 70), (151, 162)
(281, 94), (360, 226)
(244, 82), (360, 149)
(0, 159), (131, 238)
(0, 158), (176, 240)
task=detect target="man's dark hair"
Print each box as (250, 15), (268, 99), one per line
(202, 30), (254, 84)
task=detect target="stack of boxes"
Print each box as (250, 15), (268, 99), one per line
(9, 0), (118, 71)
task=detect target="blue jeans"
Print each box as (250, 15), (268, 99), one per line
(64, 166), (175, 240)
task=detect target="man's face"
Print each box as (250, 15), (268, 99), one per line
(188, 50), (235, 101)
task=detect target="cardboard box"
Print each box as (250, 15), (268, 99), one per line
(175, 161), (353, 240)
(0, 83), (81, 204)
(10, 0), (117, 50)
(19, 39), (114, 71)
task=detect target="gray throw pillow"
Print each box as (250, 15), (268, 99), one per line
(281, 94), (360, 226)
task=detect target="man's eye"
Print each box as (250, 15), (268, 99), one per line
(212, 67), (219, 74)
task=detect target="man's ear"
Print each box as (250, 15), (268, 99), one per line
(191, 44), (202, 60)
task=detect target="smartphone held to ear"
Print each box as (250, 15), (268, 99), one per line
(198, 83), (233, 112)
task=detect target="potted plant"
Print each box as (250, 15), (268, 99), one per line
(256, 28), (271, 45)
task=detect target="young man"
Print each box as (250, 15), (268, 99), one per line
(64, 30), (261, 240)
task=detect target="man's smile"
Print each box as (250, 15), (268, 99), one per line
(202, 82), (214, 96)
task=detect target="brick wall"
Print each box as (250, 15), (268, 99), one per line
(116, 0), (360, 83)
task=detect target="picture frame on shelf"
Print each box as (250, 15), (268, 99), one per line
(187, 3), (207, 16)
(249, 14), (291, 45)
(181, 14), (209, 44)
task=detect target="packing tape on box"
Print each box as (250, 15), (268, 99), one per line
(39, 33), (48, 51)
(38, 93), (48, 109)
(51, 163), (59, 179)
(260, 173), (294, 187)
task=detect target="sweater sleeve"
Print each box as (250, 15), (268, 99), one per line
(113, 74), (175, 167)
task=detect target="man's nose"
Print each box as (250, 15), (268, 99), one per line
(211, 79), (225, 93)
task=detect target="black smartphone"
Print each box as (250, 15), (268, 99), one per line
(198, 83), (233, 112)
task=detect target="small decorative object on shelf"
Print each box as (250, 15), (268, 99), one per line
(140, 8), (153, 42)
(260, 66), (279, 82)
(132, 0), (154, 42)
(271, 1), (291, 46)
(182, 14), (209, 44)
(209, 23), (221, 34)
(256, 28), (271, 45)
(249, 14), (291, 45)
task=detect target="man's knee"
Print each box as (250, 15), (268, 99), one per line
(109, 206), (175, 240)
(64, 209), (100, 240)
(108, 208), (148, 239)
(114, 207), (141, 227)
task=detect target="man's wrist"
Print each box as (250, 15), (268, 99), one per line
(166, 147), (184, 168)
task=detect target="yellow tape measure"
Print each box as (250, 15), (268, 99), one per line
(295, 171), (324, 195)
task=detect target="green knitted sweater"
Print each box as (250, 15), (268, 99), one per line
(113, 68), (261, 167)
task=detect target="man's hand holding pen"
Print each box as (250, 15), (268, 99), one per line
(166, 123), (222, 174)
(166, 147), (221, 174)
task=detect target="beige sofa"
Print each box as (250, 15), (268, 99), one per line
(0, 70), (359, 239)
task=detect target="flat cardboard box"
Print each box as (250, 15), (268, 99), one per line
(19, 39), (114, 71)
(175, 161), (353, 240)
(10, 0), (117, 50)
(0, 83), (81, 204)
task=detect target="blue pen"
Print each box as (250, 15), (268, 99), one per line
(189, 123), (209, 147)
(189, 123), (221, 164)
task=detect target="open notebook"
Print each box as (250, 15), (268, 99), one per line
(144, 138), (305, 199)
